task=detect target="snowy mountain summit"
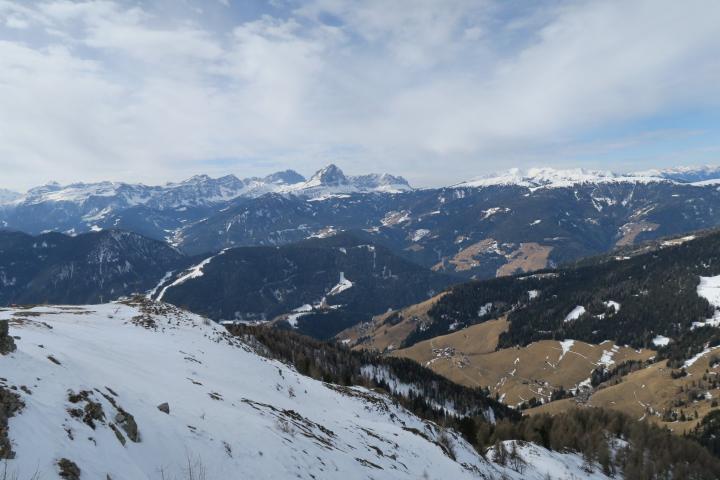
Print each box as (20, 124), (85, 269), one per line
(7, 164), (412, 210)
(455, 167), (669, 189)
(0, 299), (611, 480)
(288, 164), (412, 197)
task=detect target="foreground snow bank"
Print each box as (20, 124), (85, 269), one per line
(0, 300), (556, 480)
(487, 441), (614, 480)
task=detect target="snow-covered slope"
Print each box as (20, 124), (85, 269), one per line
(455, 167), (667, 189)
(283, 164), (412, 198)
(16, 174), (273, 210)
(0, 300), (610, 480)
(634, 165), (720, 184)
(10, 165), (411, 210)
(488, 441), (615, 480)
(457, 165), (720, 190)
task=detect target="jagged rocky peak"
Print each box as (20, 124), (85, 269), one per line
(181, 174), (212, 184)
(262, 169), (306, 185)
(300, 164), (412, 192)
(308, 164), (349, 186)
(352, 173), (412, 191)
(177, 173), (243, 188)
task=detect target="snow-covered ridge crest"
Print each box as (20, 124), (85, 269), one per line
(9, 165), (412, 209)
(633, 165), (720, 184)
(455, 167), (672, 190)
(283, 164), (413, 198)
(1, 298), (600, 480)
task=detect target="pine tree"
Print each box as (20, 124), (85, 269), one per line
(493, 440), (508, 466)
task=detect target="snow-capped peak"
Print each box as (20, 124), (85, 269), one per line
(288, 165), (413, 197)
(633, 165), (720, 184)
(304, 164), (349, 188)
(456, 167), (668, 189)
(351, 173), (412, 192)
(261, 169), (306, 185)
(8, 166), (411, 211)
(180, 174), (213, 184)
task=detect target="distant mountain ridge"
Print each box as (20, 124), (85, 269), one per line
(455, 167), (667, 189)
(6, 164), (412, 210)
(5, 164), (720, 282)
(5, 165), (720, 206)
(0, 230), (185, 304)
(634, 165), (720, 183)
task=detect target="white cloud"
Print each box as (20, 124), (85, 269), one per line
(0, 0), (718, 190)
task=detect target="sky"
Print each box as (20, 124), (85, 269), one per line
(0, 0), (719, 191)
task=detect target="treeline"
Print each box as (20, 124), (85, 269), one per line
(590, 359), (653, 387)
(402, 230), (720, 362)
(475, 408), (720, 479)
(692, 410), (720, 457)
(227, 324), (518, 425)
(232, 324), (720, 479)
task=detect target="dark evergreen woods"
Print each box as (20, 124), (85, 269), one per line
(404, 229), (720, 363)
(228, 323), (515, 423)
(162, 232), (458, 338)
(0, 230), (185, 305)
(229, 323), (720, 479)
(489, 409), (720, 479)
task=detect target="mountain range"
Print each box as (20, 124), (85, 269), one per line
(4, 166), (719, 265)
(7, 164), (720, 334)
(5, 165), (720, 478)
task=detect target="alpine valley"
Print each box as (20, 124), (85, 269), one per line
(5, 165), (720, 479)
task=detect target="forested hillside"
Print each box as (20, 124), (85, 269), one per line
(230, 323), (720, 480)
(394, 230), (720, 364)
(157, 233), (457, 338)
(0, 230), (185, 304)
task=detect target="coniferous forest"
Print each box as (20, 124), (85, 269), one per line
(229, 323), (720, 480)
(403, 229), (720, 364)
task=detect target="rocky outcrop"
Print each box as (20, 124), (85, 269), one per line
(0, 320), (16, 355)
(57, 458), (81, 480)
(0, 387), (24, 459)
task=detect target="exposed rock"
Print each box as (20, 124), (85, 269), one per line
(109, 423), (126, 446)
(0, 387), (24, 459)
(157, 402), (170, 414)
(0, 320), (16, 355)
(67, 390), (106, 429)
(115, 411), (140, 442)
(57, 458), (81, 480)
(83, 399), (106, 429)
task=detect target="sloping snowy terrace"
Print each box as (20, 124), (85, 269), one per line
(0, 301), (613, 480)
